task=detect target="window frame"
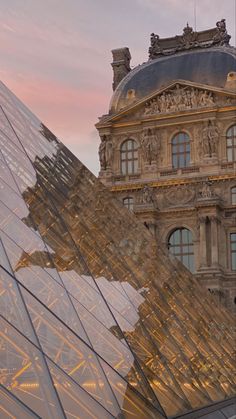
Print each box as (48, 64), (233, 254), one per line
(230, 232), (236, 271)
(231, 186), (236, 205)
(171, 132), (191, 169)
(120, 139), (138, 175)
(123, 197), (134, 211)
(226, 125), (236, 162)
(168, 227), (194, 272)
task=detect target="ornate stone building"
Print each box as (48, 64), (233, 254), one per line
(96, 20), (236, 312)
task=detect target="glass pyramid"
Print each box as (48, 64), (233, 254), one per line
(0, 80), (235, 419)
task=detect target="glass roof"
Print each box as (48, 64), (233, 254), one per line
(0, 80), (235, 418)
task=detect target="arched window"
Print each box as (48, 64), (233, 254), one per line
(231, 187), (236, 205)
(121, 139), (138, 175)
(172, 132), (190, 168)
(123, 197), (134, 211)
(168, 228), (194, 272)
(226, 125), (236, 162)
(230, 233), (236, 271)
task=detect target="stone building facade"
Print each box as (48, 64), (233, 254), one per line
(96, 21), (236, 312)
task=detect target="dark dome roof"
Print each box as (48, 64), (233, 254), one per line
(109, 46), (236, 113)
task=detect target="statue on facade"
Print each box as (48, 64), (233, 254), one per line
(199, 181), (213, 199)
(213, 19), (231, 45)
(99, 134), (113, 170)
(140, 185), (154, 204)
(201, 120), (219, 157)
(148, 33), (162, 59)
(178, 23), (198, 49)
(141, 128), (160, 165)
(148, 19), (231, 59)
(199, 181), (218, 200)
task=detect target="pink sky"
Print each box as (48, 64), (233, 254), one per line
(1, 0), (235, 174)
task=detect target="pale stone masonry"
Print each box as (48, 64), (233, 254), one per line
(96, 21), (236, 312)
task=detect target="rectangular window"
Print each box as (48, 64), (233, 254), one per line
(232, 188), (236, 205)
(230, 233), (236, 270)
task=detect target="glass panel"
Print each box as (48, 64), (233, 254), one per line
(0, 316), (64, 419)
(0, 265), (38, 344)
(186, 152), (190, 165)
(172, 155), (178, 168)
(227, 148), (233, 161)
(1, 80), (235, 419)
(0, 156), (19, 194)
(128, 140), (133, 150)
(232, 188), (236, 204)
(0, 385), (39, 418)
(21, 286), (120, 417)
(46, 359), (113, 419)
(121, 161), (126, 174)
(128, 160), (133, 174)
(231, 233), (236, 271)
(169, 229), (194, 272)
(100, 360), (163, 419)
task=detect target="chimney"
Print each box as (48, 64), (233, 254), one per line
(111, 48), (131, 91)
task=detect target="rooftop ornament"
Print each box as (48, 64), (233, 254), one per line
(149, 19), (231, 60)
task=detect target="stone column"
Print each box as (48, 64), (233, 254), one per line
(199, 216), (207, 267)
(167, 137), (172, 169)
(210, 216), (219, 267)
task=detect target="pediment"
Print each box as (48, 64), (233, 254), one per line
(97, 80), (236, 126)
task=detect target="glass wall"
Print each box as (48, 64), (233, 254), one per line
(0, 81), (235, 418)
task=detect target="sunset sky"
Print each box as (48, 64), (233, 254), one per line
(1, 0), (235, 174)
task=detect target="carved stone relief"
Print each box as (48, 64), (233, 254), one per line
(164, 186), (195, 206)
(137, 185), (158, 209)
(198, 181), (218, 200)
(144, 85), (216, 115)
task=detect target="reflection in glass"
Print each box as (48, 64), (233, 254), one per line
(168, 228), (194, 272)
(0, 80), (235, 419)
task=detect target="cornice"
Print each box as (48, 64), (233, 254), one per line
(110, 173), (236, 192)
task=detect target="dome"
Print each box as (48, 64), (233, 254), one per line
(109, 46), (236, 113)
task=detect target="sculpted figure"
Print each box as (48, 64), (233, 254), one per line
(200, 182), (212, 199)
(105, 135), (113, 167)
(141, 185), (154, 204)
(199, 90), (208, 106)
(180, 23), (198, 49)
(141, 128), (160, 165)
(190, 88), (198, 108)
(99, 135), (113, 170)
(172, 84), (182, 110)
(149, 33), (162, 59)
(202, 120), (219, 157)
(213, 19), (231, 45)
(99, 135), (107, 169)
(199, 91), (215, 107)
(206, 92), (214, 106)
